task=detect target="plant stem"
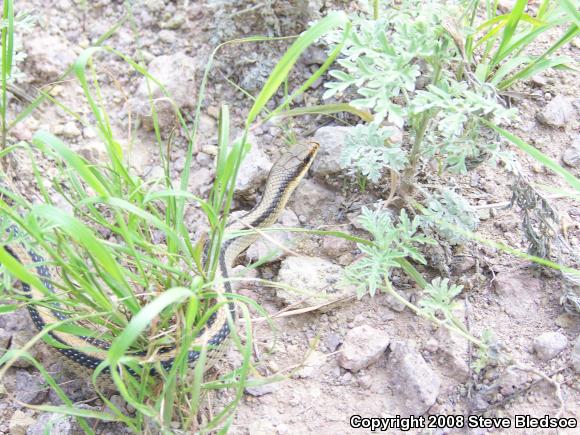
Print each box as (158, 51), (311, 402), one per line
(384, 278), (486, 349)
(402, 61), (443, 191)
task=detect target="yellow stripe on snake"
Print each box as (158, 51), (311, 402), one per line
(2, 141), (319, 373)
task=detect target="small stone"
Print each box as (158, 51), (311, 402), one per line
(562, 135), (580, 168)
(276, 256), (355, 309)
(338, 325), (389, 372)
(494, 272), (542, 320)
(571, 335), (580, 373)
(296, 351), (326, 379)
(60, 121), (81, 138)
(14, 370), (49, 405)
(477, 208), (491, 221)
(388, 340), (441, 415)
(24, 35), (76, 80)
(496, 368), (528, 396)
(245, 379), (280, 397)
(158, 29), (176, 44)
(310, 126), (353, 177)
(276, 423), (290, 435)
(321, 233), (353, 258)
(530, 74), (547, 87)
(290, 179), (337, 223)
(131, 52), (197, 131)
(9, 410), (35, 435)
(533, 331), (568, 361)
(247, 228), (291, 261)
(536, 95), (576, 128)
(424, 338), (439, 353)
(434, 326), (469, 383)
(234, 134), (272, 197)
(325, 333), (342, 352)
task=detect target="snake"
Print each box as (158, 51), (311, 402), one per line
(1, 141), (319, 373)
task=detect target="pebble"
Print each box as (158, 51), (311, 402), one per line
(310, 126), (353, 177)
(14, 370), (49, 405)
(536, 95), (576, 128)
(388, 340), (441, 415)
(562, 135), (580, 168)
(276, 256), (355, 309)
(23, 35), (76, 80)
(131, 52), (197, 131)
(338, 325), (389, 372)
(532, 331), (568, 361)
(325, 332), (342, 352)
(234, 133), (272, 197)
(8, 410), (35, 435)
(245, 379), (280, 397)
(493, 272), (542, 320)
(572, 335), (580, 373)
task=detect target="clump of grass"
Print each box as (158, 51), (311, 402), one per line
(0, 4), (351, 433)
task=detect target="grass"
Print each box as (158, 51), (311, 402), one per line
(464, 0), (579, 89)
(0, 3), (351, 433)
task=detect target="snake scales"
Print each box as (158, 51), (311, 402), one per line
(1, 141), (319, 374)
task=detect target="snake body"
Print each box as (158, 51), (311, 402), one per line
(2, 141), (319, 372)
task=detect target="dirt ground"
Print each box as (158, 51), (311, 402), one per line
(0, 1), (579, 434)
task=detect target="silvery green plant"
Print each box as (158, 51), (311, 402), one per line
(341, 123), (406, 183)
(323, 0), (517, 180)
(419, 189), (480, 244)
(343, 206), (435, 298)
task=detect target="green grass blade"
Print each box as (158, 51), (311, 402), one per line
(245, 11), (348, 127)
(483, 120), (580, 191)
(490, 0), (528, 67)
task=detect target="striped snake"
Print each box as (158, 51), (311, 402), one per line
(1, 141), (319, 373)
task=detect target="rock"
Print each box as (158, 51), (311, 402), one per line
(246, 224), (294, 264)
(245, 379), (280, 397)
(434, 326), (469, 383)
(26, 412), (76, 435)
(0, 311), (44, 369)
(388, 340), (441, 415)
(533, 331), (568, 361)
(338, 325), (389, 372)
(530, 74), (547, 87)
(377, 291), (408, 312)
(493, 272), (542, 319)
(77, 140), (106, 163)
(325, 332), (342, 352)
(310, 126), (353, 177)
(9, 410), (35, 435)
(536, 95), (576, 128)
(15, 370), (49, 405)
(234, 209), (298, 265)
(189, 166), (213, 196)
(276, 256), (356, 309)
(24, 35), (76, 80)
(495, 367), (528, 396)
(572, 335), (580, 373)
(296, 350), (327, 379)
(562, 135), (580, 168)
(131, 52), (197, 130)
(55, 121), (82, 139)
(234, 134), (272, 197)
(497, 0), (517, 13)
(321, 232), (354, 258)
(290, 179), (338, 223)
